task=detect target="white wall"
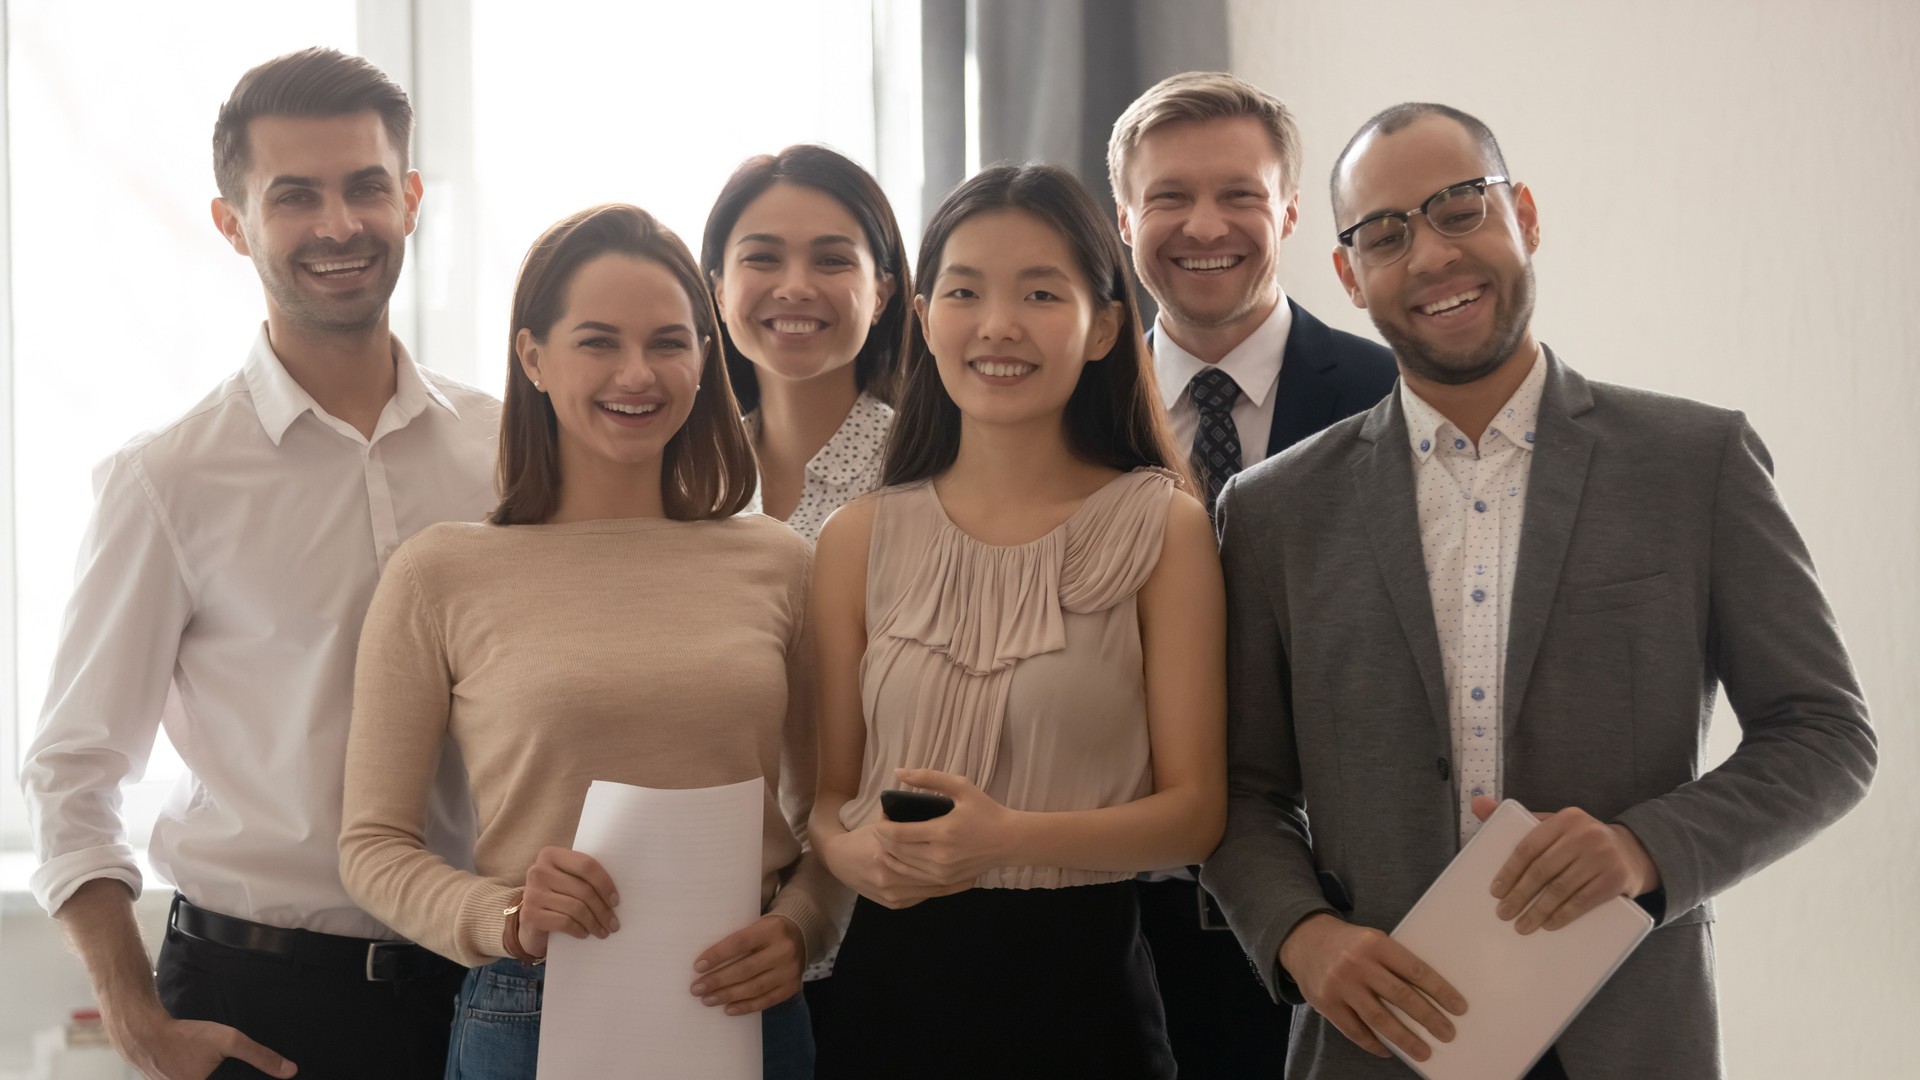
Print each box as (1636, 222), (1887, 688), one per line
(1228, 1), (1918, 1076)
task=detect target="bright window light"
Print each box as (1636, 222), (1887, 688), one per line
(459, 0), (882, 392)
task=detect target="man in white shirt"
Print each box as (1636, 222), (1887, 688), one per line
(1107, 71), (1399, 1078)
(22, 48), (497, 1079)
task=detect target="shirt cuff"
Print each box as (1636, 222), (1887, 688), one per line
(31, 845), (143, 916)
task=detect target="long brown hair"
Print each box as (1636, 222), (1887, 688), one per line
(700, 145), (910, 412)
(492, 204), (756, 525)
(882, 163), (1188, 490)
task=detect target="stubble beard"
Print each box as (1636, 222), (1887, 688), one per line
(256, 238), (400, 337)
(1149, 253), (1277, 334)
(1375, 262), (1536, 386)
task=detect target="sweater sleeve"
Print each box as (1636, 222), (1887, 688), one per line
(766, 546), (851, 964)
(339, 543), (517, 967)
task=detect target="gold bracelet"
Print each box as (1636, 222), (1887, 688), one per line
(501, 895), (546, 966)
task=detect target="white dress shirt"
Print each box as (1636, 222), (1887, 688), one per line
(1152, 294), (1293, 467)
(743, 390), (894, 544)
(1401, 348), (1546, 843)
(23, 326), (499, 937)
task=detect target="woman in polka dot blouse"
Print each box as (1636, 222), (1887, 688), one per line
(702, 145), (911, 543)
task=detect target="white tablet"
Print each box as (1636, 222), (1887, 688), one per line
(1374, 799), (1654, 1080)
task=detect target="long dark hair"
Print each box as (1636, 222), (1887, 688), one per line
(700, 145), (910, 412)
(492, 204), (756, 525)
(882, 163), (1187, 490)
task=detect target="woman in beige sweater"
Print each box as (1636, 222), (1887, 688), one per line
(339, 204), (835, 1080)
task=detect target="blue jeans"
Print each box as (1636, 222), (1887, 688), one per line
(445, 957), (814, 1079)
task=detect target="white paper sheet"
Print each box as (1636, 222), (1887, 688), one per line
(1376, 799), (1654, 1080)
(536, 777), (765, 1079)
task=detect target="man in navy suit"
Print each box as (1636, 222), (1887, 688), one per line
(1109, 71), (1399, 1079)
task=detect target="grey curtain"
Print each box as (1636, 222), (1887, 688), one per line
(918, 0), (1232, 227)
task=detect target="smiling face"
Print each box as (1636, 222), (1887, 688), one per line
(1118, 115), (1297, 337)
(213, 110), (418, 336)
(1333, 114), (1539, 385)
(518, 253), (705, 475)
(916, 208), (1120, 432)
(713, 182), (893, 388)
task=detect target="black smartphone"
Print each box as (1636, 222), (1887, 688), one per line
(880, 789), (955, 823)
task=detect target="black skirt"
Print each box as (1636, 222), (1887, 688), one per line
(814, 882), (1176, 1080)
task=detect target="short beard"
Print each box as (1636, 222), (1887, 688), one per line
(1375, 263), (1535, 386)
(255, 240), (400, 337)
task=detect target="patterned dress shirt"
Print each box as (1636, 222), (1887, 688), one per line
(1400, 347), (1546, 843)
(744, 390), (894, 544)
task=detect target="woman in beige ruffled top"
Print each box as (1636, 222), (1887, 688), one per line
(809, 164), (1227, 1078)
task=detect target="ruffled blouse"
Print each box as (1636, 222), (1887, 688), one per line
(841, 467), (1178, 889)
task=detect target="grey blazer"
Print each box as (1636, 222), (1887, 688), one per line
(1200, 351), (1875, 1079)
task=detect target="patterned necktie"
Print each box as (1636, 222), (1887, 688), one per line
(1188, 367), (1243, 511)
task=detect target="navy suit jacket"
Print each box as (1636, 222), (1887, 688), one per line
(1151, 298), (1400, 461)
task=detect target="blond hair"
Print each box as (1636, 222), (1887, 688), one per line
(1107, 71), (1302, 204)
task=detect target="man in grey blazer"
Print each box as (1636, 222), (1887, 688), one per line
(1201, 102), (1876, 1079)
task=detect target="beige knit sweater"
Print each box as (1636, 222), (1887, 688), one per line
(339, 513), (840, 968)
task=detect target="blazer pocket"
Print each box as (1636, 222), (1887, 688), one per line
(1566, 572), (1672, 615)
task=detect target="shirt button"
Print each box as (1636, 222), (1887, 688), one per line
(1474, 500), (1487, 513)
(1453, 438), (1467, 450)
(1471, 687), (1486, 701)
(1471, 588), (1486, 603)
(1420, 438), (1432, 453)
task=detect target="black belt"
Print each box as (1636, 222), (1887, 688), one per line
(168, 894), (450, 982)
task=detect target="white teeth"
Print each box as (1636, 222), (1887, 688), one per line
(602, 402), (660, 415)
(1419, 288), (1483, 315)
(1175, 256), (1242, 271)
(308, 258), (372, 274)
(972, 360), (1035, 378)
(770, 319), (824, 334)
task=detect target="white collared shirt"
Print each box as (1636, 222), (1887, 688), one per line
(1152, 294), (1294, 467)
(1400, 348), (1547, 844)
(744, 390), (894, 544)
(23, 326), (499, 937)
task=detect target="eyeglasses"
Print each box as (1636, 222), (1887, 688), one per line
(1337, 176), (1511, 268)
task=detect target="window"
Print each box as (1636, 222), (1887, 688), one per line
(420, 0), (903, 394)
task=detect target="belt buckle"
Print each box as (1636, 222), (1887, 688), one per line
(366, 942), (402, 982)
(1196, 884), (1232, 932)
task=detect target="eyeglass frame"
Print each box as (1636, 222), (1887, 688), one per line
(1335, 175), (1512, 264)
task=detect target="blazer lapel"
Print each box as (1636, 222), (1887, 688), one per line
(1502, 349), (1597, 736)
(1267, 300), (1345, 459)
(1352, 393), (1453, 754)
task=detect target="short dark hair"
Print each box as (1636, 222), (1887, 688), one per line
(492, 205), (756, 525)
(882, 163), (1189, 492)
(700, 145), (910, 413)
(212, 47), (413, 206)
(1329, 103), (1509, 225)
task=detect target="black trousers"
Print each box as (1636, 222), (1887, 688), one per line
(155, 923), (465, 1079)
(816, 883), (1175, 1079)
(1138, 878), (1291, 1078)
